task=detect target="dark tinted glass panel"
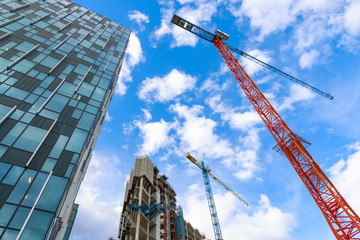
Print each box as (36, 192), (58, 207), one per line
(48, 135), (68, 159)
(21, 172), (47, 207)
(19, 210), (53, 240)
(0, 105), (11, 120)
(77, 112), (95, 131)
(41, 158), (57, 173)
(13, 126), (47, 152)
(2, 166), (24, 186)
(2, 229), (19, 240)
(45, 94), (69, 113)
(7, 170), (36, 204)
(1, 122), (26, 146)
(8, 207), (31, 229)
(65, 128), (88, 153)
(0, 162), (11, 181)
(36, 176), (68, 212)
(0, 204), (16, 227)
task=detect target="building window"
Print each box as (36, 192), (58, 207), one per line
(64, 164), (74, 178)
(0, 162), (11, 181)
(65, 128), (88, 153)
(58, 82), (76, 97)
(1, 122), (26, 146)
(13, 125), (47, 152)
(41, 158), (57, 173)
(2, 229), (19, 239)
(4, 87), (29, 101)
(2, 166), (24, 186)
(8, 206), (31, 229)
(7, 169), (36, 204)
(12, 59), (36, 74)
(91, 87), (105, 102)
(19, 210), (53, 240)
(21, 172), (47, 207)
(36, 176), (68, 212)
(0, 145), (8, 159)
(77, 82), (94, 98)
(45, 93), (69, 113)
(77, 112), (95, 131)
(49, 135), (69, 159)
(0, 204), (17, 227)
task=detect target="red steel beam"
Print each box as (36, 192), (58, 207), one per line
(212, 35), (360, 239)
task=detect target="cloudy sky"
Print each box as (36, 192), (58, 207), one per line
(70, 0), (360, 239)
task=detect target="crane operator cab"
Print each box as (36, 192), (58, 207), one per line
(171, 15), (192, 30)
(215, 29), (229, 41)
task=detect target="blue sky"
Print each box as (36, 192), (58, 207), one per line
(70, 0), (360, 239)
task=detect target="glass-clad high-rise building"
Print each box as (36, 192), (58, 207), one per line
(0, 0), (130, 239)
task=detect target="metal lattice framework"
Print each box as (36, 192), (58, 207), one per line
(201, 161), (223, 240)
(213, 35), (360, 240)
(186, 153), (248, 240)
(170, 14), (333, 100)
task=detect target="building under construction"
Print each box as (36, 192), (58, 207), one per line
(118, 155), (205, 240)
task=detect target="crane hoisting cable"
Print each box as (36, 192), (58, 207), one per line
(186, 152), (248, 240)
(171, 15), (334, 100)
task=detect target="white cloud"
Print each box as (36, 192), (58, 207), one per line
(169, 101), (261, 181)
(227, 0), (359, 67)
(152, 7), (182, 47)
(240, 49), (273, 76)
(152, 0), (218, 48)
(278, 83), (316, 111)
(343, 0), (360, 35)
(231, 129), (262, 180)
(225, 111), (261, 131)
(299, 49), (320, 69)
(328, 142), (360, 212)
(138, 69), (197, 103)
(177, 0), (197, 4)
(136, 119), (175, 155)
(71, 152), (124, 240)
(292, 14), (333, 53)
(207, 94), (261, 131)
(223, 194), (296, 239)
(135, 110), (175, 155)
(207, 95), (263, 180)
(128, 10), (149, 31)
(236, 0), (295, 41)
(179, 184), (296, 240)
(116, 33), (144, 95)
(165, 163), (176, 176)
(141, 108), (152, 122)
(200, 63), (231, 93)
(170, 103), (234, 160)
(105, 112), (112, 122)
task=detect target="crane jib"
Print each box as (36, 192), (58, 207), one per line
(170, 14), (334, 100)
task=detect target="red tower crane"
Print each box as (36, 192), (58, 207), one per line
(171, 15), (360, 239)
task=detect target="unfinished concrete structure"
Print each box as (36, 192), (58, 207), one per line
(118, 155), (205, 240)
(184, 220), (206, 240)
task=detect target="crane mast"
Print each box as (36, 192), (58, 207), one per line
(186, 153), (248, 240)
(202, 161), (223, 240)
(173, 16), (360, 239)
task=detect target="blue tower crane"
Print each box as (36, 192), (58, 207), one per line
(186, 153), (249, 240)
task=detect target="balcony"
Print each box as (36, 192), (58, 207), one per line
(149, 231), (156, 240)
